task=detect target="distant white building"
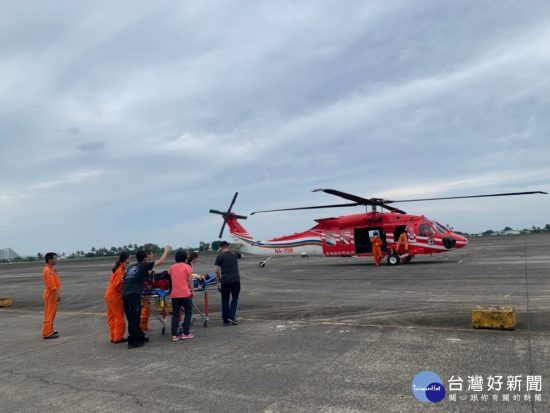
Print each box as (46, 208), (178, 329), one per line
(501, 229), (521, 235)
(0, 248), (20, 260)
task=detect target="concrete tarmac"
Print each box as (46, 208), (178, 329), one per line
(1, 234), (549, 412)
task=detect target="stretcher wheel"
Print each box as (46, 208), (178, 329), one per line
(203, 320), (208, 327)
(161, 327), (166, 335)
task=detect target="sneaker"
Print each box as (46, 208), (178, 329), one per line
(143, 337), (150, 343)
(172, 335), (181, 342)
(229, 319), (239, 325)
(223, 320), (231, 325)
(43, 334), (59, 340)
(180, 333), (194, 340)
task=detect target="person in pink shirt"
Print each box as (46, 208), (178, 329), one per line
(168, 250), (194, 341)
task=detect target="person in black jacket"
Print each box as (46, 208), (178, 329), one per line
(122, 245), (171, 349)
(214, 241), (242, 325)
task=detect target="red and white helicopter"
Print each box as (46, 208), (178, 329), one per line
(209, 189), (546, 267)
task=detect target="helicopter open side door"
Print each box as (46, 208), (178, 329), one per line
(354, 227), (387, 255)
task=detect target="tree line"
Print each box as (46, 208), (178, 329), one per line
(469, 224), (550, 237)
(0, 241), (224, 264)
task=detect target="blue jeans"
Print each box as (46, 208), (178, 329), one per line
(171, 297), (193, 336)
(221, 281), (240, 321)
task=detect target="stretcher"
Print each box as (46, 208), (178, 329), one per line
(142, 272), (218, 335)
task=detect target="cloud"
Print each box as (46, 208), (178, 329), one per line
(1, 1), (550, 254)
(77, 141), (105, 152)
(30, 170), (104, 190)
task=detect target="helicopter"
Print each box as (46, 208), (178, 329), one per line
(209, 189), (547, 267)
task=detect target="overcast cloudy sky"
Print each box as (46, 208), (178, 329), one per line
(1, 1), (549, 255)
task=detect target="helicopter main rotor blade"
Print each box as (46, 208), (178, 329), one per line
(313, 188), (371, 204)
(389, 191), (548, 203)
(250, 203), (360, 215)
(376, 203), (407, 214)
(250, 189), (546, 218)
(313, 188), (406, 213)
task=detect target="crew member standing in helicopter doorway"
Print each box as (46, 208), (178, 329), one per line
(371, 232), (383, 267)
(395, 231), (409, 255)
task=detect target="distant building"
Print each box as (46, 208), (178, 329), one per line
(501, 229), (521, 235)
(0, 248), (20, 260)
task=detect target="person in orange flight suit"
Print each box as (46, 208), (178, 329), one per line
(139, 249), (154, 333)
(42, 252), (61, 339)
(395, 231), (409, 255)
(105, 251), (130, 343)
(371, 232), (383, 267)
(140, 299), (151, 333)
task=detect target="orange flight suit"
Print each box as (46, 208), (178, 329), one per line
(104, 265), (126, 342)
(139, 268), (155, 332)
(42, 264), (61, 337)
(396, 232), (409, 254)
(372, 237), (383, 267)
(140, 299), (151, 332)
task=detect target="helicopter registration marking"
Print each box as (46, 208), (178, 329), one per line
(274, 248), (294, 254)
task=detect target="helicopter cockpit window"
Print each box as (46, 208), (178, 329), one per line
(419, 223), (435, 237)
(434, 222), (448, 234)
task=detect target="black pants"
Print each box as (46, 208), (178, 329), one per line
(171, 297), (193, 336)
(123, 294), (145, 346)
(221, 281), (240, 322)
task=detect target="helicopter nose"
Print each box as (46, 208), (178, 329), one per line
(442, 236), (456, 249)
(453, 234), (468, 248)
(443, 234), (468, 249)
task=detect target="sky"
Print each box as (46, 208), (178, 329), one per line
(1, 0), (549, 256)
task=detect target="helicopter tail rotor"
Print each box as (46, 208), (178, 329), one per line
(209, 192), (247, 238)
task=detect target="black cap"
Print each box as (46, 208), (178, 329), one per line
(219, 241), (230, 247)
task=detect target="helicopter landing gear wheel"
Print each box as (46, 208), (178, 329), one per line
(387, 254), (401, 266)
